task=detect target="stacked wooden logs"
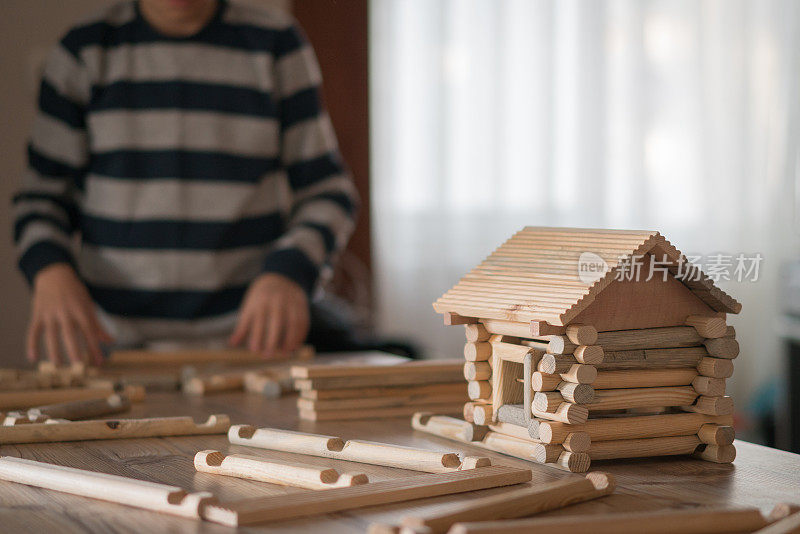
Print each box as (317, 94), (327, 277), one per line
(291, 360), (469, 421)
(451, 314), (738, 471)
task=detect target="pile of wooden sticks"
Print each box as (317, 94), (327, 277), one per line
(290, 359), (469, 421)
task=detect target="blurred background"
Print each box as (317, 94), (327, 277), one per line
(1, 0), (798, 450)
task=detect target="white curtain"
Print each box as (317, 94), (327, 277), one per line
(369, 0), (800, 406)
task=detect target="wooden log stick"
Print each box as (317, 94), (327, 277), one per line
(412, 413), (488, 442)
(531, 372), (561, 391)
(531, 403), (588, 425)
(530, 321), (566, 336)
(588, 386), (698, 411)
(560, 364), (597, 384)
(684, 396), (734, 416)
(595, 326), (706, 351)
(448, 507), (769, 534)
(754, 510), (800, 534)
(0, 385), (144, 411)
(573, 345), (604, 365)
(557, 382), (595, 404)
(598, 347), (707, 370)
(703, 338), (740, 359)
(523, 336), (576, 355)
(302, 382), (467, 401)
(398, 472), (614, 534)
(0, 414), (230, 444)
(697, 357), (734, 378)
(194, 451), (368, 489)
(183, 373), (244, 395)
(592, 368), (697, 389)
(480, 433), (565, 466)
(243, 372), (286, 398)
(538, 413), (733, 444)
(201, 465), (532, 527)
(694, 444), (736, 463)
(462, 402), (486, 424)
(109, 345), (314, 366)
(467, 381), (492, 401)
(27, 394), (130, 421)
(562, 432), (591, 453)
(464, 343), (491, 362)
(698, 424), (735, 445)
(487, 421), (535, 441)
(532, 392), (562, 413)
(686, 315), (728, 338)
(463, 362), (491, 381)
(589, 435), (702, 460)
(230, 424), (465, 472)
(0, 456), (215, 518)
(495, 404), (527, 427)
(565, 324), (598, 345)
(471, 403), (492, 426)
(692, 376), (726, 396)
(538, 354), (576, 374)
(479, 319), (533, 338)
(464, 324), (490, 343)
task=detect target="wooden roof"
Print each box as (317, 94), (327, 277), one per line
(433, 227), (742, 326)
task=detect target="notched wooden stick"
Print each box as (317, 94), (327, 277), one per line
(194, 450), (369, 489)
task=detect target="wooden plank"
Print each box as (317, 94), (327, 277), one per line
(194, 451), (368, 489)
(300, 403), (463, 421)
(0, 415), (230, 444)
(0, 386), (144, 411)
(201, 465), (532, 526)
(444, 313), (478, 325)
(397, 473), (614, 534)
(300, 382), (467, 401)
(290, 359), (463, 379)
(297, 394), (467, 412)
(294, 369), (463, 390)
(228, 425), (467, 472)
(448, 507), (768, 534)
(538, 413), (733, 443)
(0, 456), (215, 519)
(27, 394), (131, 421)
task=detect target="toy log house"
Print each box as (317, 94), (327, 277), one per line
(432, 227), (741, 472)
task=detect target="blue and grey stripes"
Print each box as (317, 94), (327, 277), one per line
(13, 0), (357, 340)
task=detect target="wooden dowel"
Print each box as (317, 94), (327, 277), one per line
(565, 324), (598, 345)
(243, 372), (286, 398)
(471, 403), (492, 426)
(0, 456), (215, 518)
(201, 465), (532, 527)
(531, 372), (561, 391)
(684, 396), (734, 416)
(685, 315), (728, 338)
(398, 472), (614, 534)
(589, 435), (701, 460)
(462, 401), (486, 425)
(595, 326), (706, 351)
(532, 392), (562, 413)
(697, 357), (734, 378)
(479, 319), (533, 338)
(464, 324), (490, 343)
(489, 340), (533, 364)
(0, 385), (143, 411)
(468, 381), (492, 401)
(231, 424), (465, 472)
(194, 450), (368, 489)
(698, 424), (735, 445)
(448, 507), (768, 534)
(298, 391), (469, 413)
(754, 510), (800, 534)
(487, 421), (536, 441)
(183, 373), (244, 395)
(530, 321), (566, 336)
(538, 413), (733, 443)
(598, 347), (707, 370)
(109, 345), (314, 366)
(703, 338), (740, 359)
(413, 413), (487, 442)
(694, 444), (736, 463)
(27, 394), (130, 421)
(692, 376), (726, 396)
(531, 403), (588, 425)
(538, 354), (576, 374)
(464, 342), (492, 362)
(559, 364), (597, 384)
(530, 336), (577, 355)
(303, 382), (467, 401)
(593, 368), (697, 389)
(463, 362), (491, 381)
(573, 345), (604, 365)
(0, 414), (229, 444)
(557, 382), (595, 404)
(562, 432), (591, 453)
(300, 403), (464, 422)
(589, 386), (698, 411)
(495, 404), (527, 427)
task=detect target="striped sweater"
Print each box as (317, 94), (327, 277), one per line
(12, 1), (357, 345)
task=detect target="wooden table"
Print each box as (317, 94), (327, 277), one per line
(1, 391), (799, 533)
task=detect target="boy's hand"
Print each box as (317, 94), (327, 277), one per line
(27, 263), (113, 365)
(229, 273), (310, 359)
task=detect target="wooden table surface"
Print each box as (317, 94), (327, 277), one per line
(1, 390), (799, 533)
